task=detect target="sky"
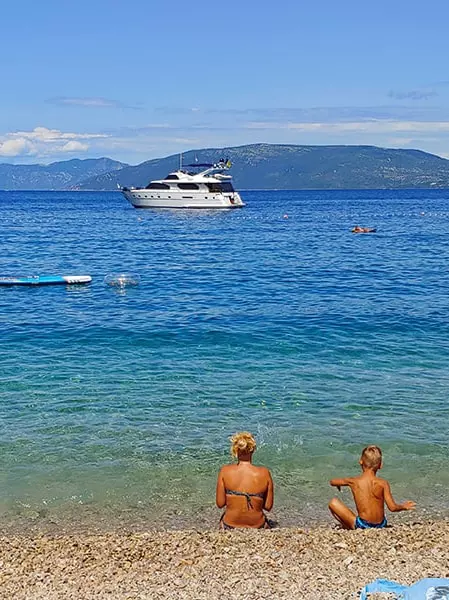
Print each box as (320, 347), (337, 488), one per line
(1, 0), (449, 165)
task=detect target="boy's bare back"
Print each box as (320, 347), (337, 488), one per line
(328, 445), (415, 530)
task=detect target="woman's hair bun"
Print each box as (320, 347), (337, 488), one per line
(230, 432), (257, 457)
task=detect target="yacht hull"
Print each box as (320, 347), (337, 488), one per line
(122, 190), (244, 209)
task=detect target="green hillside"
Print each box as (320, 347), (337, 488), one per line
(75, 144), (449, 190)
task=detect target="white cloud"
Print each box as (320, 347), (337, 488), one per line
(0, 127), (109, 158)
(243, 120), (449, 134)
(61, 141), (89, 152)
(46, 96), (141, 110)
(2, 113), (449, 164)
(55, 97), (118, 108)
(0, 138), (36, 157)
(10, 126), (108, 142)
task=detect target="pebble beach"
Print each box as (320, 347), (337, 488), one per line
(1, 521), (448, 600)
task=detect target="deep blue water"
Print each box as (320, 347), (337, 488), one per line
(1, 189), (449, 532)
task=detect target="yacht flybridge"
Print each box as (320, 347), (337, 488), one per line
(121, 158), (244, 209)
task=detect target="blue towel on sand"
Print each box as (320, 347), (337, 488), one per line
(359, 579), (406, 599)
(359, 578), (449, 599)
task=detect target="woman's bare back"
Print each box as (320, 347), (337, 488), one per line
(216, 463), (273, 528)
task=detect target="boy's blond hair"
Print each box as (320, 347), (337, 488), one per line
(361, 445), (382, 470)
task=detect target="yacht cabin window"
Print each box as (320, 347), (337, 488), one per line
(177, 183), (200, 190)
(145, 182), (170, 190)
(206, 182), (235, 193)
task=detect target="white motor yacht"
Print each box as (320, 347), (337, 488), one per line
(121, 159), (244, 209)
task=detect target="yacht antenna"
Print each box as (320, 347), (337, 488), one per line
(179, 153), (183, 170)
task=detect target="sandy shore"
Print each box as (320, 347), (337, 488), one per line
(1, 521), (448, 600)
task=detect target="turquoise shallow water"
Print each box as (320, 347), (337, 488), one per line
(1, 189), (449, 532)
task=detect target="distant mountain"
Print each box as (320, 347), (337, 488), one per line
(75, 144), (449, 190)
(0, 157), (127, 190)
(3, 145), (449, 191)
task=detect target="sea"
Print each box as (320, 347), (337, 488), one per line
(1, 188), (449, 533)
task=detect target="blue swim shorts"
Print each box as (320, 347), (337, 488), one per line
(355, 516), (387, 529)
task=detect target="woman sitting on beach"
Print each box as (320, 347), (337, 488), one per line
(216, 431), (274, 529)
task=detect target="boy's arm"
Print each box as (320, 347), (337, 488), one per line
(383, 480), (416, 512)
(329, 477), (352, 491)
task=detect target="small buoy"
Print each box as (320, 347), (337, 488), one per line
(283, 214), (289, 219)
(104, 273), (140, 288)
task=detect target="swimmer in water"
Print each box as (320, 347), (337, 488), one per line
(352, 226), (376, 233)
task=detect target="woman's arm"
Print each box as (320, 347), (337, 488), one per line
(264, 469), (274, 511)
(215, 468), (226, 508)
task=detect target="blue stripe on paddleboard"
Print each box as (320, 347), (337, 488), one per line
(0, 275), (91, 286)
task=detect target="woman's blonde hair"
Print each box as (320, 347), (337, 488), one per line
(230, 431), (257, 458)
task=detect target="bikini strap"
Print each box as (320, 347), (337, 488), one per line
(225, 489), (264, 509)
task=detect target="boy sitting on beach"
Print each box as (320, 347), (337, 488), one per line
(328, 445), (416, 529)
